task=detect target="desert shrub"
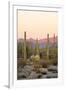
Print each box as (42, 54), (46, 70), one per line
(33, 64), (42, 73)
(32, 55), (42, 72)
(34, 55), (40, 62)
(42, 63), (48, 68)
(17, 59), (27, 67)
(40, 60), (48, 68)
(40, 59), (55, 68)
(30, 55), (35, 61)
(51, 59), (58, 65)
(21, 60), (27, 65)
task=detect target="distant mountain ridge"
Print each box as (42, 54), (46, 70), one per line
(18, 36), (57, 44)
(17, 36), (57, 48)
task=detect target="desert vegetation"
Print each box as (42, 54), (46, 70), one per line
(17, 32), (58, 80)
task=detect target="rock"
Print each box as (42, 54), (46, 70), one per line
(17, 66), (33, 79)
(28, 71), (37, 79)
(28, 71), (42, 79)
(24, 65), (34, 73)
(39, 68), (48, 74)
(37, 74), (42, 78)
(24, 65), (34, 72)
(30, 55), (35, 61)
(47, 72), (58, 78)
(41, 75), (47, 78)
(17, 65), (36, 79)
(48, 65), (57, 72)
(17, 72), (27, 79)
(17, 66), (22, 72)
(18, 69), (30, 78)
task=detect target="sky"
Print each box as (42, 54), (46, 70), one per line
(18, 10), (58, 40)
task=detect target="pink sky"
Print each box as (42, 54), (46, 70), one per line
(18, 10), (58, 39)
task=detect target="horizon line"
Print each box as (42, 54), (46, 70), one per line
(17, 35), (58, 40)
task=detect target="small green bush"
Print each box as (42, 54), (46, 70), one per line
(34, 55), (40, 62)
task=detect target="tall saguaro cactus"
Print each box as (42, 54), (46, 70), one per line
(24, 31), (27, 61)
(47, 33), (49, 60)
(34, 38), (40, 71)
(35, 38), (39, 55)
(53, 33), (55, 46)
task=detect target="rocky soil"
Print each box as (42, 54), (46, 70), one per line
(17, 64), (58, 80)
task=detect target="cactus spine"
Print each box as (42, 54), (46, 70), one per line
(24, 31), (27, 61)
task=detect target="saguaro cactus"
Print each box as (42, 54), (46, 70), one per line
(47, 33), (49, 60)
(34, 39), (41, 72)
(35, 38), (39, 55)
(24, 31), (27, 61)
(53, 33), (56, 46)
